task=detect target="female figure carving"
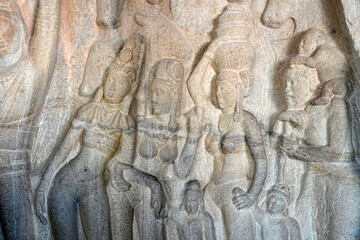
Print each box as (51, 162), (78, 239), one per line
(107, 58), (204, 240)
(35, 34), (145, 240)
(277, 64), (360, 240)
(0, 0), (61, 238)
(188, 1), (267, 239)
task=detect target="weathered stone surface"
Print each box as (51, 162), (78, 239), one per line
(0, 0), (359, 239)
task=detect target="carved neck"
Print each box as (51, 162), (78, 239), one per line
(101, 99), (123, 112)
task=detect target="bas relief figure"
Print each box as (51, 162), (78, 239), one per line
(0, 0), (61, 239)
(0, 0), (360, 239)
(233, 184), (301, 240)
(107, 58), (204, 240)
(35, 34), (145, 239)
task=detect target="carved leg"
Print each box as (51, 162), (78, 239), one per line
(107, 184), (135, 240)
(222, 204), (255, 240)
(326, 175), (360, 240)
(48, 185), (79, 240)
(0, 170), (34, 240)
(79, 179), (112, 240)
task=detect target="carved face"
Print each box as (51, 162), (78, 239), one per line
(151, 80), (174, 115)
(216, 71), (242, 111)
(184, 190), (202, 215)
(103, 67), (133, 104)
(267, 194), (287, 215)
(261, 0), (292, 29)
(0, 8), (22, 59)
(298, 32), (320, 56)
(283, 67), (315, 110)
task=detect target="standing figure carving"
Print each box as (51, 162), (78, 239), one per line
(188, 1), (267, 239)
(35, 34), (145, 240)
(107, 58), (204, 240)
(0, 0), (61, 239)
(276, 64), (360, 240)
(166, 180), (216, 240)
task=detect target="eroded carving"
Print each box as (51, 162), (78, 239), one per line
(1, 0), (360, 239)
(273, 64), (360, 239)
(0, 0), (61, 238)
(35, 33), (145, 239)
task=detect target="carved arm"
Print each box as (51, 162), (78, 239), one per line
(29, 0), (61, 106)
(245, 113), (267, 201)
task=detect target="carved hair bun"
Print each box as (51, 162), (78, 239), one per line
(268, 184), (291, 202)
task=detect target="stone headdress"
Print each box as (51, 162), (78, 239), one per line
(151, 58), (184, 129)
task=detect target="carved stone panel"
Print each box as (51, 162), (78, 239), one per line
(0, 0), (359, 239)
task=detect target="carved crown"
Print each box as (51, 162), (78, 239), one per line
(216, 3), (252, 39)
(268, 184), (291, 202)
(108, 33), (145, 86)
(153, 58), (184, 92)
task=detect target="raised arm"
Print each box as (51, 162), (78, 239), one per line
(188, 38), (224, 107)
(30, 0), (61, 104)
(175, 107), (204, 179)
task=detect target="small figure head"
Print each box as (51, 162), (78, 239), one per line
(0, 0), (27, 64)
(104, 34), (145, 104)
(266, 184), (290, 215)
(182, 180), (204, 215)
(283, 65), (318, 110)
(299, 28), (326, 56)
(216, 70), (251, 112)
(151, 58), (184, 118)
(261, 0), (293, 29)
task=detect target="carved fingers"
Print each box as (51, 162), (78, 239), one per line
(278, 136), (299, 157)
(232, 187), (255, 210)
(109, 162), (132, 192)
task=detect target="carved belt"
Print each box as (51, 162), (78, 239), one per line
(0, 149), (30, 171)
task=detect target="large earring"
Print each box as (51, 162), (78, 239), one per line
(234, 83), (243, 122)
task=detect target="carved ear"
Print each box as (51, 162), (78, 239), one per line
(239, 71), (252, 98)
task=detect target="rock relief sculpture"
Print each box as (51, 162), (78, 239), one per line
(233, 184), (301, 240)
(273, 63), (360, 240)
(187, 2), (267, 239)
(107, 57), (206, 240)
(0, 0), (61, 238)
(166, 180), (216, 240)
(34, 33), (145, 240)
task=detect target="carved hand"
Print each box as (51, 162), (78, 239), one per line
(107, 162), (132, 192)
(35, 190), (48, 225)
(278, 136), (299, 157)
(279, 110), (307, 129)
(232, 187), (255, 210)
